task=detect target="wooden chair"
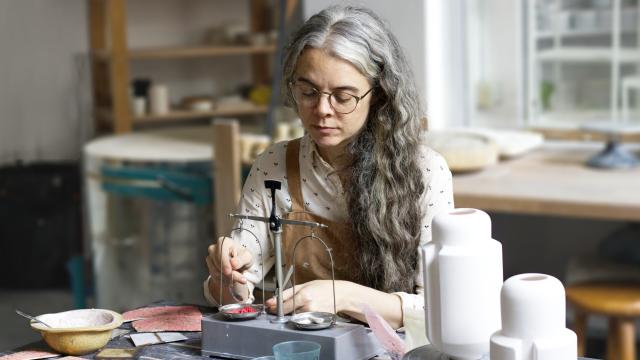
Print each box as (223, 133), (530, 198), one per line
(212, 119), (241, 236)
(566, 282), (640, 360)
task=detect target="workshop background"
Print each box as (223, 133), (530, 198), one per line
(2, 0), (639, 358)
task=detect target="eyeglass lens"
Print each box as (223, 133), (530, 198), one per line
(291, 82), (359, 114)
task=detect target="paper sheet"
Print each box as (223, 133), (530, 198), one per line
(130, 332), (188, 347)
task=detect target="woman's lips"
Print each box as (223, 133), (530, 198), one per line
(313, 125), (337, 135)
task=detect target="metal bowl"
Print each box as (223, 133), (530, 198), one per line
(218, 303), (264, 320)
(289, 311), (335, 330)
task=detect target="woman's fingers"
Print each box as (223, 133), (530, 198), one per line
(207, 255), (248, 286)
(206, 238), (249, 285)
(208, 237), (237, 275)
(281, 289), (309, 314)
(230, 246), (254, 271)
(266, 282), (310, 313)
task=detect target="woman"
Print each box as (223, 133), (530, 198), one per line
(204, 5), (453, 330)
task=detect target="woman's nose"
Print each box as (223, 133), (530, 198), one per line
(315, 93), (334, 115)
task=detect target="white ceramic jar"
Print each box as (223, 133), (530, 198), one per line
(490, 273), (577, 360)
(423, 208), (503, 360)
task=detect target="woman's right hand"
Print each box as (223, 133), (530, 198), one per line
(206, 236), (254, 288)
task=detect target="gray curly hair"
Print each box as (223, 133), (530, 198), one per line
(282, 5), (425, 293)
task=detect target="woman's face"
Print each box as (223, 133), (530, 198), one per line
(292, 48), (373, 159)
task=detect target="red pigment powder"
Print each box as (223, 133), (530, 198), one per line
(227, 306), (257, 314)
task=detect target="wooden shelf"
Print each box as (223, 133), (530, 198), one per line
(96, 105), (268, 125)
(537, 29), (637, 39)
(134, 106), (269, 123)
(95, 105), (268, 126)
(93, 44), (277, 61)
(537, 47), (640, 63)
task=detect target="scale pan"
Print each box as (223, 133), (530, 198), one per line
(290, 311), (335, 330)
(218, 303), (264, 320)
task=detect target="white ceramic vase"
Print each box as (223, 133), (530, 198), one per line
(423, 208), (503, 360)
(149, 84), (170, 115)
(490, 273), (577, 360)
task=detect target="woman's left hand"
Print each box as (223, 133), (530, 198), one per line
(265, 280), (347, 314)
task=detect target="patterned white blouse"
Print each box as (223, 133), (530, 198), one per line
(204, 134), (454, 327)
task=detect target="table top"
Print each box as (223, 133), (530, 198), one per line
(3, 303), (393, 360)
(403, 345), (597, 359)
(453, 141), (640, 221)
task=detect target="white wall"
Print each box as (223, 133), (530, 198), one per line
(0, 0), (92, 165)
(302, 0), (427, 110)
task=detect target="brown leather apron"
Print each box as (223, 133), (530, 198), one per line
(281, 139), (359, 286)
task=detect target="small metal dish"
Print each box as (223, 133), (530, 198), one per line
(218, 303), (264, 320)
(290, 311), (335, 330)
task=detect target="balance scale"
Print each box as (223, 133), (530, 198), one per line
(201, 181), (383, 359)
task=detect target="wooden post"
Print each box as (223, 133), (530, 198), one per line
(573, 311), (587, 357)
(107, 0), (132, 133)
(618, 318), (636, 360)
(89, 0), (109, 132)
(607, 318), (620, 360)
(213, 120), (242, 236)
(250, 0), (270, 85)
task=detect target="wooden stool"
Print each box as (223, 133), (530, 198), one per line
(566, 282), (640, 360)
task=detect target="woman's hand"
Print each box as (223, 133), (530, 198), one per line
(205, 236), (254, 302)
(265, 280), (347, 314)
(264, 280), (404, 329)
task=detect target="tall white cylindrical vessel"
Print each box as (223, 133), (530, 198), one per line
(490, 273), (577, 360)
(423, 208), (503, 359)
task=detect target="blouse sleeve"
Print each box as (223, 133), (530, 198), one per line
(392, 151), (454, 333)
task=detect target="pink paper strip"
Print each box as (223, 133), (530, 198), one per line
(0, 350), (59, 360)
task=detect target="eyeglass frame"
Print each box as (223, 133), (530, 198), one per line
(288, 80), (375, 115)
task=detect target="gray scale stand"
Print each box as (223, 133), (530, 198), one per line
(202, 180), (384, 359)
(201, 313), (382, 359)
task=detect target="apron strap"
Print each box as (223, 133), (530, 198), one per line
(286, 138), (304, 212)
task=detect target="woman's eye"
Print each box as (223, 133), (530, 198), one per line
(298, 86), (317, 97)
(332, 92), (353, 104)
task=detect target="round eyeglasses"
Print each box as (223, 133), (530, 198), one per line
(289, 81), (374, 115)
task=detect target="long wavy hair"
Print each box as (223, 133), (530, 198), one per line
(282, 5), (425, 293)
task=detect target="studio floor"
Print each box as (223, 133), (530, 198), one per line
(0, 290), (74, 350)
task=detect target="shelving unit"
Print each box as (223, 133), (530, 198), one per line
(93, 44), (276, 61)
(89, 0), (293, 133)
(527, 0), (640, 127)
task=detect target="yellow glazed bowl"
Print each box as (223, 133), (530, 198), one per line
(30, 309), (122, 355)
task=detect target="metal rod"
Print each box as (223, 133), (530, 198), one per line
(291, 234), (337, 319)
(218, 227), (266, 312)
(271, 227), (287, 323)
(229, 213), (327, 229)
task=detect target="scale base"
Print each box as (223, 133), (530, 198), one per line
(201, 313), (383, 360)
(586, 140), (639, 169)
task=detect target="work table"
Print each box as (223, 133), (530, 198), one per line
(453, 141), (640, 221)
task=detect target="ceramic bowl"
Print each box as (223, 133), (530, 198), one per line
(30, 309), (123, 355)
